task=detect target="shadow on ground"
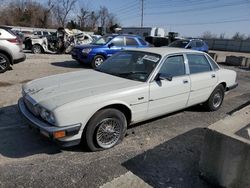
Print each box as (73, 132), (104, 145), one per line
(51, 60), (91, 69)
(123, 128), (218, 188)
(0, 104), (62, 158)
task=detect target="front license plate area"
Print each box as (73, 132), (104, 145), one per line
(40, 130), (50, 138)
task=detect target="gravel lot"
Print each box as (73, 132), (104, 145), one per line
(0, 51), (249, 188)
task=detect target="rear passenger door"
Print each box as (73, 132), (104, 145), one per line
(186, 53), (218, 106)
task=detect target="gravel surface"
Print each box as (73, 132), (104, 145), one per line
(0, 52), (249, 188)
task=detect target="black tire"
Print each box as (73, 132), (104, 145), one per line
(0, 53), (10, 73)
(84, 108), (127, 152)
(32, 44), (43, 54)
(91, 55), (105, 69)
(204, 84), (225, 111)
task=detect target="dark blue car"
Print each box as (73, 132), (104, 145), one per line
(168, 39), (209, 53)
(71, 34), (149, 68)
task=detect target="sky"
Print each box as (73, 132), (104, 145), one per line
(77, 0), (250, 38)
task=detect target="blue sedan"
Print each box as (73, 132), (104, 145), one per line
(168, 39), (209, 53)
(71, 34), (149, 68)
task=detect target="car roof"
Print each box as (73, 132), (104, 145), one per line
(0, 26), (12, 30)
(127, 47), (205, 56)
(105, 34), (142, 38)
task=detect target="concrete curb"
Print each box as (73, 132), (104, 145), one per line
(199, 105), (250, 188)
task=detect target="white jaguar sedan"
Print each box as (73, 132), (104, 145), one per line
(18, 47), (238, 151)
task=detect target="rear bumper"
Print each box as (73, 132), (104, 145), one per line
(226, 83), (238, 91)
(18, 98), (82, 147)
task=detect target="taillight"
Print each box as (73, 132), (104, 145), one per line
(7, 38), (21, 44)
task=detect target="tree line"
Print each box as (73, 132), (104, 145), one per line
(0, 0), (120, 33)
(201, 31), (250, 41)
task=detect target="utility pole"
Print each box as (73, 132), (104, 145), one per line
(141, 0), (144, 27)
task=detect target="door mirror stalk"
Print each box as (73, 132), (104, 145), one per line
(156, 73), (173, 81)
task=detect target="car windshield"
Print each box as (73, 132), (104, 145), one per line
(169, 40), (189, 48)
(91, 36), (114, 45)
(96, 51), (161, 82)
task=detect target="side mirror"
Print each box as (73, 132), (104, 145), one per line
(156, 73), (172, 81)
(108, 43), (114, 48)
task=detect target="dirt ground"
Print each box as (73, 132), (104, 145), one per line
(0, 51), (249, 188)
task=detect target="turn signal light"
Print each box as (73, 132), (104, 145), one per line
(53, 131), (66, 139)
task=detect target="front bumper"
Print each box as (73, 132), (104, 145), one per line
(18, 98), (82, 147)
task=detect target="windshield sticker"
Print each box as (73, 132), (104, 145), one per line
(142, 55), (160, 62)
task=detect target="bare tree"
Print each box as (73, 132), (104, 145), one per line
(86, 11), (100, 31)
(39, 0), (54, 28)
(232, 32), (246, 41)
(98, 6), (109, 28)
(78, 6), (90, 29)
(219, 32), (226, 39)
(201, 31), (217, 39)
(0, 0), (54, 28)
(52, 0), (77, 27)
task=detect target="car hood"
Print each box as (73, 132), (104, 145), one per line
(23, 70), (141, 110)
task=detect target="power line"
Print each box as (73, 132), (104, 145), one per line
(152, 18), (250, 26)
(144, 1), (250, 16)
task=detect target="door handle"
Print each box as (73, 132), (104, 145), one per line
(183, 80), (189, 84)
(211, 74), (216, 78)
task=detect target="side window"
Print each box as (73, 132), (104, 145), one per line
(112, 37), (124, 46)
(196, 41), (203, 47)
(126, 37), (138, 46)
(187, 54), (212, 74)
(189, 41), (196, 48)
(206, 55), (219, 70)
(159, 55), (185, 77)
(43, 31), (49, 36)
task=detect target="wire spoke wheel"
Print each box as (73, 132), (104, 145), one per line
(96, 118), (122, 148)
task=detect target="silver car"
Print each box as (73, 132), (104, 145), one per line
(0, 26), (26, 73)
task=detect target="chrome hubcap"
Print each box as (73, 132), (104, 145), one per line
(95, 57), (104, 67)
(0, 56), (7, 70)
(213, 92), (222, 108)
(96, 118), (122, 148)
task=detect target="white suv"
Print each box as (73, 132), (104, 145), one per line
(0, 26), (26, 73)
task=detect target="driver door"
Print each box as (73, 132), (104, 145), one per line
(147, 55), (191, 118)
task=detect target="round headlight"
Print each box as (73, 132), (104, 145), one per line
(40, 108), (55, 124)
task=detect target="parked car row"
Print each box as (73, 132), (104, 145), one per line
(71, 35), (209, 68)
(0, 26), (26, 73)
(71, 34), (149, 68)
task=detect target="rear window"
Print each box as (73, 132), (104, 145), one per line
(169, 40), (189, 48)
(138, 38), (147, 45)
(126, 37), (138, 46)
